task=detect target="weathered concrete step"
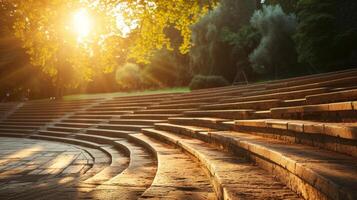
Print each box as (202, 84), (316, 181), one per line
(7, 115), (61, 119)
(306, 88), (357, 104)
(0, 128), (35, 134)
(147, 102), (205, 109)
(81, 137), (158, 199)
(220, 87), (329, 104)
(2, 118), (53, 123)
(168, 117), (230, 130)
(159, 124), (357, 200)
(86, 128), (134, 138)
(134, 108), (194, 114)
(184, 109), (255, 120)
(281, 98), (306, 107)
(234, 119), (357, 156)
(109, 119), (166, 126)
(0, 125), (39, 129)
(62, 118), (104, 124)
(0, 121), (46, 126)
(10, 112), (67, 116)
(87, 106), (146, 111)
(119, 114), (182, 120)
(200, 99), (282, 110)
(47, 126), (82, 133)
(242, 75), (357, 98)
(252, 110), (271, 118)
(97, 124), (152, 131)
(55, 122), (93, 128)
(129, 133), (217, 199)
(142, 128), (302, 200)
(97, 102), (155, 108)
(264, 69), (357, 90)
(77, 110), (133, 115)
(69, 115), (113, 119)
(158, 95), (233, 105)
(271, 101), (357, 120)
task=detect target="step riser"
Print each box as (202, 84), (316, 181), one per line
(234, 126), (357, 157)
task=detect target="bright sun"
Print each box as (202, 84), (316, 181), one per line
(73, 8), (92, 39)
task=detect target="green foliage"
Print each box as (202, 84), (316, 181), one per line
(249, 5), (298, 77)
(189, 75), (229, 90)
(221, 25), (261, 80)
(115, 63), (144, 91)
(264, 0), (298, 13)
(295, 0), (357, 71)
(189, 0), (257, 81)
(142, 49), (190, 88)
(1, 0), (217, 89)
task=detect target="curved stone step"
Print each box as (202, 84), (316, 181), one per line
(142, 128), (302, 200)
(184, 109), (255, 119)
(134, 108), (194, 114)
(120, 114), (182, 120)
(109, 119), (167, 126)
(130, 133), (217, 199)
(153, 123), (357, 200)
(97, 124), (152, 131)
(234, 119), (357, 157)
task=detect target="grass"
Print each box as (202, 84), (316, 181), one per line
(63, 87), (190, 100)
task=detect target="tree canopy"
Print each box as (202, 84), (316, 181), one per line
(1, 0), (216, 87)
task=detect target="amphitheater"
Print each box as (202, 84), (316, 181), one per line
(0, 69), (356, 200)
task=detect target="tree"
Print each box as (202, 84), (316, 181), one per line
(295, 0), (357, 71)
(1, 0), (216, 92)
(189, 0), (257, 82)
(249, 5), (298, 78)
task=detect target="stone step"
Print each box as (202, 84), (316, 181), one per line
(7, 115), (61, 119)
(133, 108), (194, 114)
(80, 136), (158, 199)
(234, 119), (357, 157)
(306, 88), (357, 104)
(252, 110), (272, 118)
(168, 117), (230, 130)
(0, 125), (39, 129)
(220, 87), (329, 104)
(184, 109), (255, 120)
(2, 118), (53, 123)
(153, 123), (357, 200)
(119, 114), (182, 120)
(158, 95), (233, 105)
(87, 106), (146, 111)
(0, 121), (46, 126)
(47, 126), (82, 133)
(142, 128), (302, 200)
(55, 122), (93, 128)
(270, 101), (356, 120)
(200, 99), (282, 110)
(97, 124), (152, 131)
(109, 119), (167, 126)
(77, 110), (133, 115)
(129, 133), (217, 199)
(147, 102), (205, 109)
(62, 118), (104, 124)
(0, 128), (36, 134)
(97, 102), (155, 108)
(242, 75), (357, 98)
(69, 115), (114, 119)
(265, 70), (357, 90)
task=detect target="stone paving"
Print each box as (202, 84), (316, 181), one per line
(0, 137), (96, 199)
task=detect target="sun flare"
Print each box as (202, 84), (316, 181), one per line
(73, 8), (92, 39)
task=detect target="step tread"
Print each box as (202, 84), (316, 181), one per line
(130, 133), (217, 199)
(143, 128), (302, 200)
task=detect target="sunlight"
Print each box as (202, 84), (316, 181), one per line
(73, 8), (92, 40)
